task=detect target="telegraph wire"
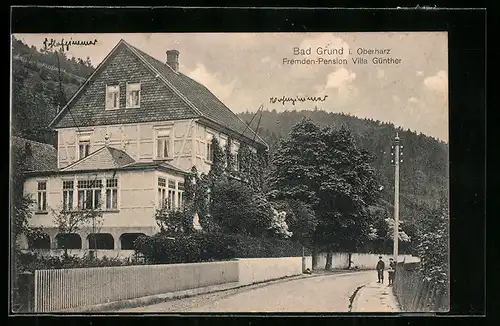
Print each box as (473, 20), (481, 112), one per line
(55, 50), (82, 134)
(251, 106), (264, 149)
(236, 104), (263, 146)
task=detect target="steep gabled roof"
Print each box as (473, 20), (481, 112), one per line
(49, 39), (268, 149)
(11, 136), (57, 173)
(59, 145), (189, 176)
(129, 45), (267, 148)
(61, 146), (135, 172)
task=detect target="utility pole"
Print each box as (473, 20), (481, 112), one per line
(391, 132), (403, 262)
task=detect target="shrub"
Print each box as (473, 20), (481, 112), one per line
(209, 178), (273, 237)
(15, 251), (144, 273)
(134, 231), (308, 264)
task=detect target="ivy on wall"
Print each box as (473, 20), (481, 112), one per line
(184, 137), (270, 233)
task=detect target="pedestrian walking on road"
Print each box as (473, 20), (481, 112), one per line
(376, 256), (385, 283)
(388, 258), (396, 286)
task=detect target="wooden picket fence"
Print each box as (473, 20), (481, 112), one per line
(33, 261), (239, 312)
(393, 262), (449, 312)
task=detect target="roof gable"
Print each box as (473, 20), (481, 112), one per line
(62, 146), (135, 172)
(131, 46), (267, 148)
(49, 40), (198, 129)
(50, 39), (267, 149)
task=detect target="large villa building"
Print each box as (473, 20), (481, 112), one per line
(16, 39), (267, 256)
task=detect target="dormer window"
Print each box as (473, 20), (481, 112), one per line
(105, 85), (120, 110)
(126, 83), (141, 108)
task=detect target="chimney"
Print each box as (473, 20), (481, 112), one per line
(25, 141), (32, 157)
(166, 50), (179, 73)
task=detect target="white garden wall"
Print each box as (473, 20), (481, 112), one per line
(313, 252), (420, 270)
(237, 257), (304, 286)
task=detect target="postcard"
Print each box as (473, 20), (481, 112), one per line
(11, 31), (449, 314)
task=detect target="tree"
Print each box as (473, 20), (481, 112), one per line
(11, 142), (43, 248)
(275, 199), (317, 248)
(270, 118), (382, 269)
(209, 178), (273, 237)
(238, 143), (269, 192)
(207, 137), (225, 185)
(52, 199), (103, 256)
(417, 199), (449, 288)
(155, 205), (185, 237)
(268, 208), (293, 239)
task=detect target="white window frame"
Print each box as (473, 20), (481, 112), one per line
(126, 83), (141, 108)
(77, 179), (102, 210)
(158, 177), (167, 208)
(206, 132), (214, 162)
(232, 142), (240, 171)
(235, 151), (240, 172)
(155, 128), (173, 160)
(105, 84), (120, 110)
(220, 136), (228, 150)
(167, 180), (176, 210)
(36, 181), (48, 213)
(62, 180), (74, 211)
(177, 182), (185, 210)
(77, 133), (91, 160)
(220, 136), (229, 167)
(105, 178), (119, 210)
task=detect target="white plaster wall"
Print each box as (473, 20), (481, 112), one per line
(237, 257), (303, 286)
(194, 122), (246, 175)
(313, 252), (420, 270)
(25, 170), (157, 229)
(57, 119), (196, 170)
(304, 256), (313, 270)
(154, 170), (186, 209)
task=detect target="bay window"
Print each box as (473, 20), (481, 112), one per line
(77, 179), (102, 210)
(168, 180), (176, 209)
(177, 182), (185, 209)
(158, 177), (166, 208)
(62, 181), (74, 211)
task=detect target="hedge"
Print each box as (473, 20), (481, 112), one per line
(15, 251), (144, 273)
(394, 262), (449, 312)
(134, 231), (311, 264)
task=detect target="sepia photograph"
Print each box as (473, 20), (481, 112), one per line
(10, 31), (450, 314)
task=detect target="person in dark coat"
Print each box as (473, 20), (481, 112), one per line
(388, 258), (396, 285)
(376, 256), (385, 283)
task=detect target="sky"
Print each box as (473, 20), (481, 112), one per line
(13, 32), (448, 141)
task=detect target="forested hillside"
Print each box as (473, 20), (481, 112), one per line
(10, 37), (448, 226)
(11, 37), (94, 145)
(237, 109), (449, 223)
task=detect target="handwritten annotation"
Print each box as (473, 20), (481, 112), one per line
(43, 38), (98, 52)
(270, 95), (328, 106)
